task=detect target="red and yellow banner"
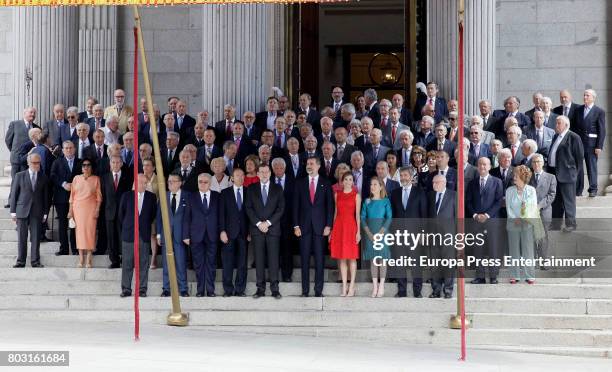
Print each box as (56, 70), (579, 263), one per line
(0, 0), (346, 5)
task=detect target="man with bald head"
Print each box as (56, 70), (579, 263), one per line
(104, 89), (133, 134)
(553, 89), (579, 126)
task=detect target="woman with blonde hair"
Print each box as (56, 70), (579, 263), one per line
(360, 177), (392, 297)
(210, 157), (233, 192)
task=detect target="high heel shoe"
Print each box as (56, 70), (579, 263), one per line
(376, 285), (385, 298)
(371, 286), (378, 298)
(340, 285), (347, 297)
(86, 254), (93, 269)
(347, 285), (356, 297)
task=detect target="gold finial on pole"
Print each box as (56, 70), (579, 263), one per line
(133, 5), (188, 327)
(458, 0), (465, 26)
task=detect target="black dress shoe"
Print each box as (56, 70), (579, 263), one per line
(235, 293), (246, 297)
(282, 278), (292, 283)
(120, 290), (131, 297)
(13, 263), (25, 268)
(31, 263), (44, 268)
(470, 278), (486, 284)
(40, 236), (50, 242)
(223, 293), (233, 297)
(196, 292), (205, 297)
(414, 293), (423, 298)
(429, 293), (441, 298)
(589, 192), (596, 198)
(253, 291), (265, 299)
(108, 263), (121, 269)
(300, 293), (309, 298)
(206, 293), (216, 297)
(314, 293), (324, 298)
(4, 204), (10, 209)
(562, 226), (576, 233)
(394, 293), (407, 298)
(180, 292), (190, 297)
(160, 290), (170, 297)
(139, 291), (147, 297)
(272, 291), (282, 299)
(489, 278), (499, 284)
(444, 293), (452, 299)
(55, 251), (68, 256)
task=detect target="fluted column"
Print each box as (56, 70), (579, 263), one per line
(427, 0), (496, 115)
(202, 4), (287, 122)
(12, 7), (79, 123)
(78, 6), (118, 109)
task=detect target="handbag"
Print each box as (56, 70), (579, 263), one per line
(68, 217), (76, 229)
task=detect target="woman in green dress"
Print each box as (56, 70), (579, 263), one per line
(361, 177), (393, 298)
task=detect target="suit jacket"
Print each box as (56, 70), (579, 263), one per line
(413, 96), (448, 123)
(102, 170), (133, 220)
(390, 185), (427, 218)
(59, 124), (79, 145)
(428, 189), (456, 219)
(573, 105), (606, 149)
(31, 144), (54, 176)
(219, 187), (248, 240)
(196, 144), (223, 169)
(492, 110), (531, 136)
(383, 178), (400, 196)
(366, 102), (381, 128)
(174, 164), (200, 193)
(6, 120), (40, 165)
(334, 143), (356, 164)
(245, 182), (285, 237)
(424, 167), (457, 191)
(529, 171), (556, 221)
(214, 119), (240, 146)
(490, 166), (515, 191)
(157, 190), (190, 243)
(541, 112), (559, 130)
(86, 117), (106, 131)
(118, 190), (157, 242)
(84, 144), (108, 166)
(292, 176), (334, 235)
(426, 139), (457, 161)
(382, 123), (410, 149)
(414, 131), (436, 148)
(549, 130), (584, 183)
(50, 157), (82, 204)
(43, 119), (67, 147)
(296, 107), (322, 134)
(104, 105), (134, 134)
(507, 144), (525, 166)
(319, 158), (340, 182)
(463, 164), (479, 189)
(285, 153), (306, 180)
(273, 175), (295, 230)
(161, 147), (181, 178)
(353, 135), (373, 155)
(524, 125), (555, 158)
(10, 170), (49, 219)
(368, 144), (391, 168)
(468, 143), (492, 165)
(78, 111), (91, 123)
(466, 175), (504, 218)
(255, 111), (280, 132)
(182, 190), (220, 243)
(553, 103), (579, 125)
(244, 125), (261, 146)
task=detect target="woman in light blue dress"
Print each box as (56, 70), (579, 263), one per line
(361, 177), (393, 297)
(506, 165), (543, 284)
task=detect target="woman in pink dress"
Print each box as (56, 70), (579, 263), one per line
(68, 159), (102, 268)
(329, 171), (361, 297)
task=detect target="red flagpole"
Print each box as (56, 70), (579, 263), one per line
(457, 13), (467, 362)
(132, 26), (141, 342)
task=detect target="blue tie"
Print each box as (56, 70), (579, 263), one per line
(436, 192), (442, 215)
(202, 193), (208, 212)
(236, 188), (242, 211)
(262, 184), (268, 206)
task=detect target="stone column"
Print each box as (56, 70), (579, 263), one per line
(78, 6), (118, 109)
(201, 4), (287, 122)
(12, 7), (79, 123)
(427, 0), (496, 115)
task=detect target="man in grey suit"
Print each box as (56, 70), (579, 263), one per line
(10, 153), (49, 268)
(539, 97), (559, 130)
(42, 103), (67, 151)
(506, 126), (525, 166)
(529, 154), (556, 269)
(5, 107), (40, 208)
(383, 107), (410, 149)
(368, 128), (390, 168)
(524, 111), (555, 161)
(467, 116), (495, 146)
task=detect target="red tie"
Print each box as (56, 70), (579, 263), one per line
(113, 174), (118, 191)
(391, 125), (397, 143)
(428, 98), (433, 106)
(309, 177), (315, 203)
(226, 121), (232, 137)
(381, 117), (387, 129)
(326, 161), (331, 176)
(511, 146), (516, 158)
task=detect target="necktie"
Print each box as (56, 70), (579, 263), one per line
(98, 146), (102, 159)
(138, 193), (143, 214)
(262, 185), (268, 206)
(403, 150), (409, 165)
(365, 134), (370, 144)
(276, 177), (282, 187)
(535, 173), (540, 186)
(236, 188), (242, 211)
(31, 172), (36, 190)
(178, 116), (183, 129)
(502, 169), (506, 180)
(480, 177), (486, 191)
(309, 177), (316, 203)
(381, 117), (387, 129)
(584, 106), (590, 118)
(402, 188), (408, 209)
(326, 161), (331, 176)
(353, 171), (361, 191)
(337, 146), (344, 160)
(334, 103), (339, 112)
(228, 159), (233, 171)
(171, 193), (177, 214)
(276, 133), (282, 148)
(206, 147), (212, 162)
(202, 193), (208, 211)
(80, 141), (85, 158)
(428, 98), (433, 106)
(544, 116), (549, 127)
(392, 125), (397, 143)
(435, 192), (442, 215)
(511, 146), (516, 159)
(374, 146), (379, 159)
(292, 156), (298, 169)
(537, 130), (543, 148)
(114, 174), (119, 191)
(126, 150), (132, 166)
(68, 159), (73, 172)
(564, 106), (569, 117)
(182, 169), (188, 180)
(226, 121), (232, 136)
(438, 141), (443, 151)
(235, 137), (241, 148)
(168, 149), (173, 164)
(96, 119), (101, 130)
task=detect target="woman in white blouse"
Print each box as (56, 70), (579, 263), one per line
(210, 156), (233, 192)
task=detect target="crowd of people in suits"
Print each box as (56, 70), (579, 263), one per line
(4, 82), (606, 298)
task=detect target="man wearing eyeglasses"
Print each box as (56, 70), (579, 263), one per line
(104, 89), (133, 134)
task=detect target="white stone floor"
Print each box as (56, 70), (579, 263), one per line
(0, 320), (610, 372)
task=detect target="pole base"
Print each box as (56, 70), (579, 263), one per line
(167, 312), (189, 327)
(449, 314), (471, 329)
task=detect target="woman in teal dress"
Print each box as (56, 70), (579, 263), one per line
(361, 177), (393, 298)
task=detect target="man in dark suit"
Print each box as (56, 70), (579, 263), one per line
(173, 100), (196, 143)
(10, 153), (49, 268)
(548, 115), (584, 232)
(477, 100), (497, 132)
(157, 173), (190, 297)
(187, 121), (207, 148)
(5, 107), (39, 208)
(413, 82), (449, 123)
(320, 142), (340, 183)
(414, 116), (436, 148)
(231, 121), (256, 166)
(271, 158), (297, 282)
(42, 104), (67, 150)
(425, 151), (457, 191)
(368, 128), (391, 169)
(118, 174), (157, 297)
(376, 161), (400, 195)
(255, 97), (280, 133)
(182, 173), (220, 297)
(350, 151), (374, 201)
(573, 89), (606, 197)
(468, 126), (492, 165)
(245, 164), (285, 299)
(214, 104), (239, 146)
(84, 129), (108, 169)
(242, 111), (261, 146)
(553, 89), (579, 126)
(466, 157), (504, 284)
(50, 141), (80, 255)
(392, 93), (414, 128)
(162, 131), (181, 179)
(354, 117), (374, 154)
(86, 104), (106, 132)
(101, 155), (133, 268)
(363, 88), (381, 128)
(524, 92), (543, 122)
(524, 111), (555, 160)
(428, 174), (457, 298)
(390, 167), (428, 297)
(219, 168), (249, 297)
(195, 128), (222, 173)
(297, 93), (322, 135)
(490, 149), (515, 190)
(333, 126), (356, 164)
(293, 157), (334, 297)
(427, 124), (456, 161)
(174, 149), (199, 193)
(492, 96), (531, 136)
(78, 96), (97, 123)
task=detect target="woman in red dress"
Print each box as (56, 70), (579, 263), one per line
(329, 171), (361, 297)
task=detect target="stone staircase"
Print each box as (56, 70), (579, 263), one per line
(0, 172), (611, 359)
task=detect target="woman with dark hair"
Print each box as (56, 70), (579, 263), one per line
(243, 154), (260, 188)
(354, 95), (368, 119)
(68, 158), (102, 268)
(360, 177), (392, 298)
(386, 150), (400, 182)
(410, 146), (428, 187)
